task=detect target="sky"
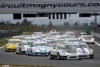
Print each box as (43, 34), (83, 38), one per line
(0, 13), (99, 25)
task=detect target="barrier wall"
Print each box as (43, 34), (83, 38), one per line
(0, 29), (20, 39)
(91, 31), (100, 39)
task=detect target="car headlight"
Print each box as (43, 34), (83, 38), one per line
(21, 47), (25, 50)
(90, 49), (93, 54)
(82, 39), (86, 41)
(91, 38), (94, 41)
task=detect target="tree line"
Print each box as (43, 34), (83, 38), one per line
(0, 19), (89, 27)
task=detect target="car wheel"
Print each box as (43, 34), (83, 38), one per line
(89, 55), (94, 59)
(63, 56), (67, 60)
(27, 49), (31, 56)
(16, 51), (19, 54)
(5, 48), (7, 52)
(56, 52), (61, 60)
(78, 56), (82, 60)
(48, 53), (54, 60)
(91, 42), (94, 44)
(19, 48), (22, 55)
(90, 56), (94, 59)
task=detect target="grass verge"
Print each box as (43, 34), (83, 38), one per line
(0, 37), (12, 47)
(0, 64), (53, 67)
(23, 32), (33, 35)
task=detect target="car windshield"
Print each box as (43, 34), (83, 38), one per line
(27, 42), (33, 45)
(68, 40), (76, 42)
(47, 41), (51, 43)
(21, 42), (28, 45)
(83, 36), (92, 39)
(58, 45), (76, 53)
(73, 45), (81, 48)
(80, 44), (89, 48)
(67, 33), (74, 36)
(51, 41), (57, 43)
(8, 40), (21, 43)
(65, 45), (75, 49)
(33, 43), (48, 46)
(75, 39), (80, 42)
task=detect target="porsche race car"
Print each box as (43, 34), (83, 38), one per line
(5, 39), (21, 52)
(48, 43), (82, 60)
(27, 41), (53, 56)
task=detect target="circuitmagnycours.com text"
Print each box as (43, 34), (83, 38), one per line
(0, 3), (100, 9)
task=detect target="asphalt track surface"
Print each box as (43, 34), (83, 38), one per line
(0, 32), (100, 67)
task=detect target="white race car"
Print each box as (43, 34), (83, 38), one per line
(27, 41), (53, 56)
(69, 42), (94, 59)
(16, 40), (31, 54)
(80, 35), (95, 44)
(48, 43), (82, 60)
(79, 43), (94, 59)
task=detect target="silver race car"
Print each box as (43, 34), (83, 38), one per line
(48, 43), (82, 60)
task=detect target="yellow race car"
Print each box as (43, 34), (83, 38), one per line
(5, 39), (21, 52)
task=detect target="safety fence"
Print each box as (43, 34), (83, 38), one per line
(0, 29), (20, 39)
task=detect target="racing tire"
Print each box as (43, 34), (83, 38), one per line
(19, 48), (22, 55)
(27, 49), (32, 56)
(5, 47), (8, 52)
(89, 54), (94, 59)
(91, 42), (94, 44)
(78, 56), (82, 60)
(63, 56), (67, 60)
(48, 53), (54, 60)
(56, 52), (61, 60)
(16, 51), (19, 54)
(90, 56), (94, 59)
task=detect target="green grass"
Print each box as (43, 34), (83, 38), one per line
(23, 32), (33, 35)
(0, 64), (53, 67)
(0, 37), (12, 47)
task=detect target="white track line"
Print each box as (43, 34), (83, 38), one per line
(0, 46), (5, 49)
(95, 41), (100, 46)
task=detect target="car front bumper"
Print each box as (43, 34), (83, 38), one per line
(82, 40), (94, 43)
(81, 54), (94, 58)
(6, 48), (16, 51)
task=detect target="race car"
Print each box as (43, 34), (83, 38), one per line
(50, 29), (57, 33)
(80, 35), (95, 44)
(12, 36), (24, 39)
(5, 39), (21, 52)
(48, 43), (82, 60)
(65, 32), (75, 38)
(68, 42), (94, 59)
(27, 41), (53, 56)
(79, 43), (94, 59)
(80, 32), (87, 35)
(16, 40), (33, 54)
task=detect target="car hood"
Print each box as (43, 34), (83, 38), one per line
(76, 48), (89, 54)
(34, 46), (49, 51)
